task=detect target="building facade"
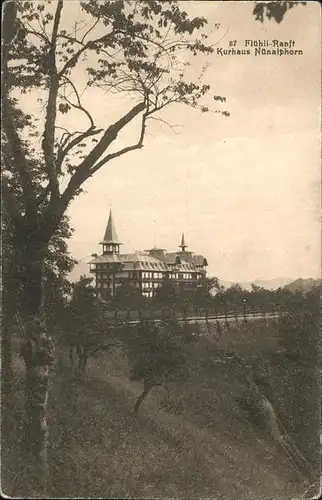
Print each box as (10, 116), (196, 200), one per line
(89, 210), (208, 299)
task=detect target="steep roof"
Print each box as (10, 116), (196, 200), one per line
(100, 210), (121, 244)
(89, 253), (121, 264)
(89, 252), (168, 271)
(193, 255), (208, 266)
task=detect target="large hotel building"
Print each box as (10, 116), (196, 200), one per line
(89, 210), (208, 299)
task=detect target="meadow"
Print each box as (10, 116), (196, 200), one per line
(2, 317), (320, 498)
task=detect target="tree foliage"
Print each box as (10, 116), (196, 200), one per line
(268, 285), (321, 468)
(253, 1), (307, 23)
(112, 281), (146, 312)
(194, 276), (220, 310)
(2, 194), (75, 330)
(154, 277), (180, 312)
(65, 275), (116, 373)
(125, 318), (191, 414)
(277, 286), (320, 367)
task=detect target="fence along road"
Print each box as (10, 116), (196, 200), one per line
(112, 310), (281, 327)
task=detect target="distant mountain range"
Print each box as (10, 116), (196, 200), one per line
(219, 277), (321, 292)
(219, 277), (293, 291)
(284, 278), (321, 293)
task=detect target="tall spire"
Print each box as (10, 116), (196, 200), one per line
(100, 209), (122, 254)
(179, 232), (187, 252)
(102, 209), (120, 244)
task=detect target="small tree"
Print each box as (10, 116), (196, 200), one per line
(179, 291), (194, 321)
(112, 281), (146, 319)
(193, 277), (219, 330)
(65, 276), (115, 373)
(126, 319), (189, 415)
(220, 283), (248, 312)
(154, 277), (180, 319)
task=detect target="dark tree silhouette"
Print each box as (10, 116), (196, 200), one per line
(253, 1), (307, 23)
(2, 2), (228, 491)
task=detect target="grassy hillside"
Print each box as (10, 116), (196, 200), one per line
(2, 318), (319, 498)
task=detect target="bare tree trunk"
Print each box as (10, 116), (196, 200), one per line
(78, 352), (89, 374)
(69, 346), (77, 370)
(205, 308), (211, 335)
(1, 318), (13, 395)
(18, 250), (54, 497)
(133, 381), (153, 416)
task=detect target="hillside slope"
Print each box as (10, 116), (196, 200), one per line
(49, 331), (316, 499)
(3, 322), (318, 499)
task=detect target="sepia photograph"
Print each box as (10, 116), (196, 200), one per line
(1, 0), (321, 498)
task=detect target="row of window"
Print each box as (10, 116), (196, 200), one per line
(142, 271), (163, 279)
(96, 271), (204, 283)
(142, 282), (159, 289)
(168, 273), (194, 280)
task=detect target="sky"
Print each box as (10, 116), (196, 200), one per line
(19, 1), (321, 283)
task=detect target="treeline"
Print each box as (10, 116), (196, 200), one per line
(91, 276), (318, 319)
(44, 275), (321, 377)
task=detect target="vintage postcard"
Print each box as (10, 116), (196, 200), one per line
(2, 1), (321, 498)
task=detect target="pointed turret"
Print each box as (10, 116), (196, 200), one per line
(179, 232), (187, 252)
(100, 209), (122, 254)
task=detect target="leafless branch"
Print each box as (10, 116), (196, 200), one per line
(148, 115), (181, 134)
(41, 0), (63, 203)
(90, 110), (148, 175)
(81, 18), (100, 43)
(60, 76), (95, 128)
(55, 78), (104, 171)
(58, 31), (119, 77)
(25, 27), (48, 43)
(55, 127), (103, 173)
(42, 101), (146, 235)
(55, 125), (70, 135)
